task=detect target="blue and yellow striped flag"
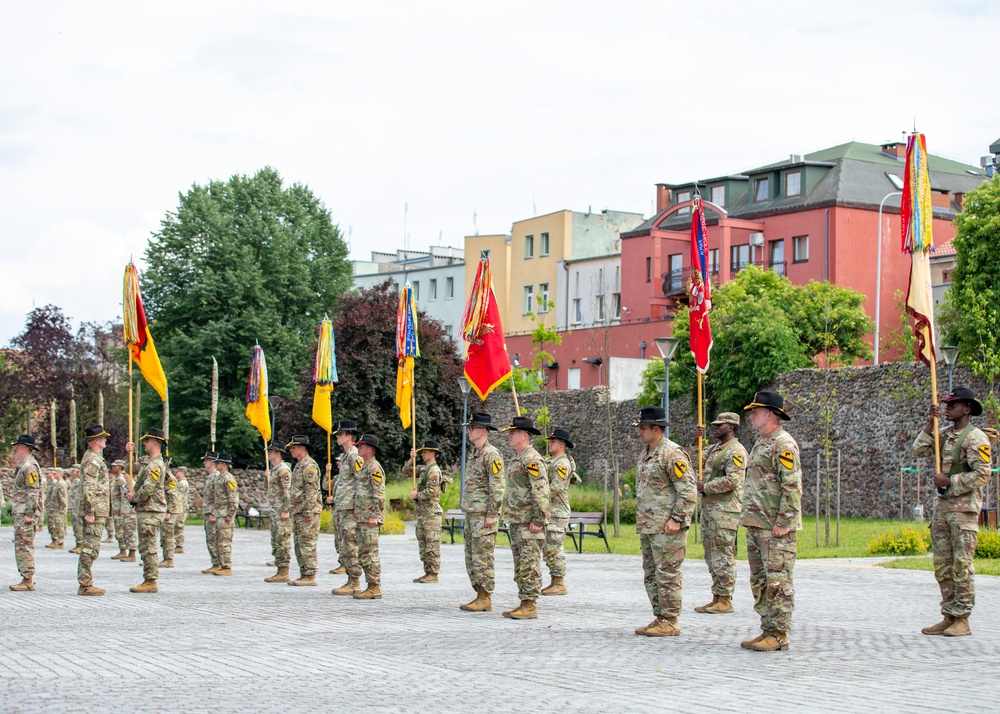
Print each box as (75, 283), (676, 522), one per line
(395, 284), (420, 429)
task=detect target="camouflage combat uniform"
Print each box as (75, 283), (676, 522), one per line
(174, 473), (189, 550)
(46, 475), (68, 546)
(355, 456), (386, 587)
(700, 438), (747, 597)
(115, 472), (138, 553)
(461, 442), (505, 593)
(291, 454), (322, 577)
(913, 425), (992, 619)
(69, 476), (83, 548)
(77, 449), (110, 588)
(543, 453), (574, 578)
(203, 465), (219, 568)
(335, 446), (362, 579)
(268, 459), (293, 568)
(212, 469), (239, 570)
(506, 445), (550, 601)
(11, 453), (42, 580)
(132, 455), (167, 582)
(636, 435), (696, 621)
(160, 469), (183, 561)
(412, 457), (443, 575)
(740, 428), (802, 634)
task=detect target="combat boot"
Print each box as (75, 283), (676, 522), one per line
(289, 574), (317, 586)
(159, 559), (175, 568)
(353, 584), (383, 600)
(78, 585), (105, 596)
(213, 567), (233, 576)
(52, 543), (64, 549)
(694, 595), (718, 613)
(942, 617), (971, 637)
(635, 617), (661, 635)
(748, 631), (789, 651)
(122, 550), (137, 562)
(460, 585), (492, 612)
(330, 565), (346, 575)
(645, 617), (680, 637)
(265, 566), (291, 583)
(69, 545), (82, 554)
(129, 579), (158, 593)
(921, 616), (955, 635)
(332, 577), (361, 596)
(111, 549), (127, 561)
(540, 575), (567, 596)
(45, 542), (59, 549)
(505, 600), (538, 620)
(175, 547), (184, 553)
(102, 536), (113, 543)
(414, 573), (438, 583)
(704, 596), (733, 614)
(741, 633), (766, 649)
(201, 565), (220, 574)
(9, 578), (35, 592)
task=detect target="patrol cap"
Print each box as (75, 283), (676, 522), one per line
(710, 412), (741, 426)
(111, 459), (127, 469)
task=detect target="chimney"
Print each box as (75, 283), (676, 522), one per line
(881, 141), (905, 159)
(655, 184), (672, 213)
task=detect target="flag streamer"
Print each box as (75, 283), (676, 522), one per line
(688, 195), (713, 374)
(122, 263), (168, 401)
(245, 344), (272, 443)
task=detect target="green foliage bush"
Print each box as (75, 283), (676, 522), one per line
(975, 528), (1000, 559)
(869, 527), (930, 556)
(569, 487), (636, 524)
(381, 510), (406, 535)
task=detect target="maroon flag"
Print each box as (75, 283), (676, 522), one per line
(688, 196), (713, 373)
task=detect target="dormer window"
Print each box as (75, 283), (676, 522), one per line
(753, 177), (769, 203)
(675, 190), (691, 215)
(785, 171), (801, 197)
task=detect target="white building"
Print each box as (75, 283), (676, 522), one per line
(555, 254), (623, 331)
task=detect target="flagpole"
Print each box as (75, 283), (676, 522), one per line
(930, 359), (941, 473)
(264, 438), (269, 490)
(327, 431), (333, 499)
(696, 371), (704, 543)
(509, 374), (521, 416)
(128, 359), (134, 492)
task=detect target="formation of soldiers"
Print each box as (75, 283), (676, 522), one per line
(3, 386), (993, 647)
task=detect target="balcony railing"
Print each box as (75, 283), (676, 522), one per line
(730, 260), (786, 279)
(661, 266), (721, 296)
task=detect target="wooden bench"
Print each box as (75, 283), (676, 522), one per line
(441, 509), (511, 544)
(235, 502), (269, 530)
(566, 511), (611, 553)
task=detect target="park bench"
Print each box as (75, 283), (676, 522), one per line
(441, 509), (510, 544)
(566, 511), (611, 554)
(235, 502), (269, 529)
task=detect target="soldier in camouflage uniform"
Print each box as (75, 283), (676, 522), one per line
(693, 413), (747, 614)
(209, 454), (239, 575)
(45, 469), (68, 549)
(500, 416), (550, 620)
(68, 469), (83, 553)
(913, 387), (993, 638)
(632, 407), (697, 637)
(264, 443), (293, 583)
(287, 436), (322, 586)
(739, 391), (802, 652)
(160, 463), (183, 568)
(173, 466), (189, 553)
(77, 425), (111, 596)
(201, 451), (220, 573)
(459, 413), (505, 612)
(542, 428), (574, 597)
(408, 440), (444, 583)
(8, 435), (42, 591)
(126, 429), (168, 593)
(110, 461), (137, 562)
(353, 434), (385, 600)
(332, 422), (364, 596)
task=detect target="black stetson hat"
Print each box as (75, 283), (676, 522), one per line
(632, 406), (667, 428)
(416, 439), (441, 452)
(83, 424), (110, 441)
(500, 415), (541, 436)
(285, 435), (311, 449)
(10, 434), (39, 450)
(465, 412), (498, 431)
(140, 428), (169, 444)
(357, 434), (380, 453)
(941, 387), (983, 417)
(547, 428), (575, 450)
(743, 391), (791, 421)
(213, 453), (233, 465)
(333, 420), (361, 436)
(266, 442), (289, 456)
(202, 450), (218, 461)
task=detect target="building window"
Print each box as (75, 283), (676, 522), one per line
(525, 234), (534, 259)
(785, 171), (802, 197)
(444, 324), (453, 335)
(668, 253), (683, 292)
(675, 190), (691, 215)
(540, 232), (550, 257)
(793, 235), (809, 263)
(522, 285), (534, 314)
(428, 279), (437, 301)
(538, 282), (550, 312)
(612, 292), (622, 319)
(710, 184), (725, 208)
(708, 248), (719, 274)
(573, 298), (582, 324)
(731, 245), (750, 272)
(614, 265), (621, 291)
(646, 257), (652, 283)
(753, 177), (769, 203)
(597, 294), (606, 321)
(770, 240), (785, 276)
(412, 281), (420, 301)
(445, 276), (454, 298)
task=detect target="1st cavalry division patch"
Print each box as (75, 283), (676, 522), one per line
(732, 453), (744, 469)
(778, 450), (795, 469)
(673, 461), (687, 479)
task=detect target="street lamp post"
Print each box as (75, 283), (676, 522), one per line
(941, 345), (960, 393)
(653, 337), (681, 439)
(458, 377), (472, 503)
(875, 190), (903, 366)
(654, 378), (666, 411)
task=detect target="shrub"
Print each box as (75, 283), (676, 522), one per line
(381, 510), (406, 535)
(319, 508), (335, 534)
(976, 528), (1000, 559)
(869, 527), (930, 556)
(439, 475), (460, 512)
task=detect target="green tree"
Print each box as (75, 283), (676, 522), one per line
(940, 175), (1000, 423)
(142, 167), (352, 465)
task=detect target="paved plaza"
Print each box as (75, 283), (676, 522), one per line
(1, 523), (998, 712)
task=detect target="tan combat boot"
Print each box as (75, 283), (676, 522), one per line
(635, 617), (661, 635)
(129, 579), (158, 593)
(45, 542), (59, 549)
(748, 631), (789, 651)
(921, 615), (955, 636)
(942, 617), (971, 637)
(505, 599), (538, 620)
(111, 549), (127, 561)
(704, 596), (734, 614)
(645, 617), (680, 636)
(289, 574), (317, 586)
(353, 584), (382, 600)
(52, 543), (65, 549)
(78, 585), (106, 596)
(69, 545), (82, 554)
(694, 595), (719, 613)
(330, 565), (346, 575)
(460, 585), (492, 612)
(332, 577), (361, 596)
(201, 565), (220, 574)
(213, 567), (233, 576)
(175, 547), (184, 553)
(418, 573), (439, 583)
(9, 578), (35, 592)
(541, 576), (567, 596)
(159, 559), (175, 569)
(122, 551), (137, 562)
(741, 632), (766, 649)
(265, 566), (290, 583)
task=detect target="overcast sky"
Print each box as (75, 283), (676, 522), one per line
(1, 1), (997, 344)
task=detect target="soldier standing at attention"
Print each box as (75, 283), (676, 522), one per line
(264, 443), (293, 583)
(500, 416), (550, 620)
(160, 462), (183, 568)
(45, 469), (68, 549)
(77, 425), (111, 596)
(693, 413), (748, 614)
(126, 429), (168, 593)
(739, 391), (802, 652)
(541, 428), (574, 597)
(8, 435), (42, 592)
(201, 451), (220, 573)
(68, 468), (83, 554)
(409, 439), (443, 583)
(173, 466), (189, 553)
(913, 387), (992, 638)
(459, 413), (505, 612)
(286, 436), (321, 587)
(353, 434), (385, 600)
(210, 454), (239, 576)
(331, 422), (364, 596)
(632, 407), (696, 637)
(110, 460), (136, 562)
